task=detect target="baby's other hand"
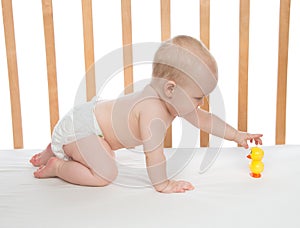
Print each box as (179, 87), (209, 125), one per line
(234, 131), (263, 149)
(155, 180), (195, 193)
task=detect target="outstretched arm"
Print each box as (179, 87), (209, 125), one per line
(182, 108), (263, 149)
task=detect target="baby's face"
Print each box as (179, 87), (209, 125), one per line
(165, 78), (209, 117)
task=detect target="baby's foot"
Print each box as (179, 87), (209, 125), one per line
(30, 144), (54, 167)
(34, 157), (60, 178)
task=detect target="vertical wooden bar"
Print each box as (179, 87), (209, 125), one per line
(200, 0), (210, 51)
(238, 0), (250, 137)
(121, 0), (133, 94)
(276, 0), (290, 144)
(2, 0), (23, 148)
(161, 0), (170, 41)
(82, 0), (96, 101)
(42, 0), (59, 134)
(160, 0), (172, 148)
(200, 0), (210, 147)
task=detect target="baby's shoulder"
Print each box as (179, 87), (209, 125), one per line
(137, 98), (170, 118)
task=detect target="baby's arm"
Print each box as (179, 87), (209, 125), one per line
(143, 144), (194, 193)
(139, 106), (194, 193)
(183, 108), (263, 148)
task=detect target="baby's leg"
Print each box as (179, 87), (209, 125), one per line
(34, 135), (118, 187)
(30, 143), (54, 167)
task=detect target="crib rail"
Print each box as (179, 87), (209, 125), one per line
(276, 0), (290, 145)
(42, 0), (59, 136)
(2, 0), (23, 148)
(1, 0), (291, 149)
(160, 0), (172, 147)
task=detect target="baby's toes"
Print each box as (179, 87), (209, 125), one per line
(34, 165), (45, 178)
(30, 154), (41, 166)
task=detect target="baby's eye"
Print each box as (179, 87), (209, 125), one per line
(194, 97), (203, 101)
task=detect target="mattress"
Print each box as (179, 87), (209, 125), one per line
(1, 145), (300, 228)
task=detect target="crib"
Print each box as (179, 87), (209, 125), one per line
(1, 0), (299, 227)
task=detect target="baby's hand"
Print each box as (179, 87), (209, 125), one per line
(155, 180), (195, 193)
(234, 131), (263, 149)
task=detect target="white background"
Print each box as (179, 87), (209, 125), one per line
(0, 0), (299, 149)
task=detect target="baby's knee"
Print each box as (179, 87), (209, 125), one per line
(92, 165), (118, 187)
(103, 165), (118, 184)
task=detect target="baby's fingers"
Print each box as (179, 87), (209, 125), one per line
(176, 181), (194, 192)
(252, 134), (262, 145)
(241, 141), (249, 149)
(255, 137), (263, 145)
(159, 180), (195, 193)
(249, 134), (263, 145)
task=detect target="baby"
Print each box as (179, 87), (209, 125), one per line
(30, 35), (262, 193)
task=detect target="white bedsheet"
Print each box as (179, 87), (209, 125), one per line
(1, 145), (300, 228)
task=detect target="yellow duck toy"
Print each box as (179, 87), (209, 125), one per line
(247, 147), (264, 178)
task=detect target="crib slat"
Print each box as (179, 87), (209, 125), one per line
(2, 0), (23, 148)
(200, 0), (210, 147)
(200, 0), (210, 50)
(238, 0), (250, 136)
(42, 0), (59, 134)
(276, 0), (290, 145)
(160, 0), (172, 148)
(121, 0), (133, 95)
(161, 0), (170, 41)
(82, 0), (96, 101)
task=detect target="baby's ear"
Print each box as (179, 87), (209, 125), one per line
(164, 80), (176, 98)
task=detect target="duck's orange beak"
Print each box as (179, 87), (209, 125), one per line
(247, 154), (251, 159)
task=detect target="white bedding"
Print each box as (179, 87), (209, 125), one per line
(1, 145), (300, 228)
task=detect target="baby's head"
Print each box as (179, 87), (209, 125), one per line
(151, 35), (218, 115)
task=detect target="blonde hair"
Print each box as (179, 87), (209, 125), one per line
(152, 35), (218, 85)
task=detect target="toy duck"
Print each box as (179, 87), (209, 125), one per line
(247, 147), (264, 178)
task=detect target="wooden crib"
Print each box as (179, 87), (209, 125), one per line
(1, 0), (292, 149)
(2, 2), (300, 227)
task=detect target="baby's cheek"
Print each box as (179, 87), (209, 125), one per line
(179, 99), (197, 116)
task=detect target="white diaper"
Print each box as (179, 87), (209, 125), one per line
(51, 98), (103, 161)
